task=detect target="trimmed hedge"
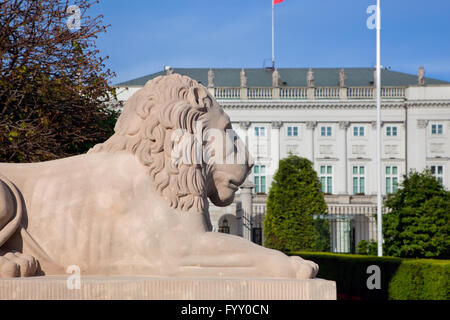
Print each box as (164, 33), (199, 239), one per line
(291, 251), (450, 300)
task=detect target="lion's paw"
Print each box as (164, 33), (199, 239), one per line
(289, 256), (319, 279)
(0, 251), (38, 278)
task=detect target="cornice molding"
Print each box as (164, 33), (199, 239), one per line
(405, 100), (450, 108)
(220, 99), (450, 110)
(220, 100), (408, 110)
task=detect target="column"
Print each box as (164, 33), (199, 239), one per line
(239, 121), (251, 148)
(306, 121), (317, 162)
(239, 180), (254, 241)
(270, 121), (283, 172)
(415, 119), (429, 171)
(339, 121), (350, 194)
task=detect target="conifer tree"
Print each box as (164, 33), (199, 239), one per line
(264, 155), (329, 253)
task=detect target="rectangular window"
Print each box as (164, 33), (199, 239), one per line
(321, 126), (332, 137)
(352, 166), (365, 194)
(386, 126), (398, 137)
(287, 126), (298, 137)
(353, 126), (365, 137)
(252, 228), (262, 245)
(431, 165), (444, 184)
(431, 124), (443, 135)
(254, 126), (266, 137)
(320, 165), (333, 194)
(386, 166), (399, 194)
(254, 165), (266, 194)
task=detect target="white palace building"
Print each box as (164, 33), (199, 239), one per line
(115, 67), (450, 253)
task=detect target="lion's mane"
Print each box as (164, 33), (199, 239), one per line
(89, 74), (215, 214)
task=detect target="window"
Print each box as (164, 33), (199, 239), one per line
(320, 165), (333, 194)
(254, 126), (266, 137)
(386, 166), (399, 194)
(353, 126), (365, 137)
(218, 218), (230, 234)
(431, 165), (444, 184)
(252, 228), (262, 245)
(254, 165), (266, 194)
(320, 126), (332, 137)
(431, 124), (443, 135)
(386, 126), (398, 137)
(352, 166), (365, 195)
(287, 126), (299, 137)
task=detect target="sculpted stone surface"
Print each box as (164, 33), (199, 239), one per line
(339, 69), (346, 88)
(307, 68), (315, 88)
(0, 74), (318, 280)
(240, 68), (247, 88)
(208, 68), (215, 88)
(418, 66), (425, 86)
(272, 69), (281, 88)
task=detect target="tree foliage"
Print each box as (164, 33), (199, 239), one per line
(0, 0), (119, 162)
(383, 169), (450, 259)
(357, 239), (378, 255)
(264, 155), (329, 253)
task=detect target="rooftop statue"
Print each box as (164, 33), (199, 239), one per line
(272, 69), (281, 87)
(418, 66), (425, 86)
(240, 68), (247, 88)
(208, 68), (215, 88)
(0, 74), (318, 279)
(339, 69), (346, 88)
(307, 68), (315, 87)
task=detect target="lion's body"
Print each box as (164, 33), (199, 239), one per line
(0, 153), (213, 276)
(0, 74), (318, 279)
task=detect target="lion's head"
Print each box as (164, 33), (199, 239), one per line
(89, 74), (253, 214)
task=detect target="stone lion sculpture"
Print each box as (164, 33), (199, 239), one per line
(0, 74), (318, 279)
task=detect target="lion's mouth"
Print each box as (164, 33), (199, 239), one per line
(227, 180), (240, 191)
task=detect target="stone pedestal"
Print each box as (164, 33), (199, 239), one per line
(0, 277), (336, 300)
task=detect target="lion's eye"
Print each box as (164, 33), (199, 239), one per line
(203, 97), (212, 109)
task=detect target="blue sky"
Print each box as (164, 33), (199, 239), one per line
(89, 0), (450, 84)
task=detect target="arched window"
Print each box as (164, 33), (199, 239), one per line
(218, 218), (230, 234)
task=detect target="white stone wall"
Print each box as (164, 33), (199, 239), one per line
(222, 98), (450, 195)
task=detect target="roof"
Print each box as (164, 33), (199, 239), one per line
(117, 67), (449, 87)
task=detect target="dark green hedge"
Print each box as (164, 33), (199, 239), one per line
(291, 251), (449, 300)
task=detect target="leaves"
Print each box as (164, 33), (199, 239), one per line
(0, 0), (118, 162)
(264, 155), (329, 253)
(383, 170), (450, 259)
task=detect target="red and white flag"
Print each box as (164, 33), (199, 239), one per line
(273, 0), (284, 5)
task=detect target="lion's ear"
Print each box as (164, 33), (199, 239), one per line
(188, 87), (207, 109)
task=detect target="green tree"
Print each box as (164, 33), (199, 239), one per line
(0, 0), (119, 163)
(357, 240), (378, 255)
(264, 155), (329, 253)
(383, 169), (450, 259)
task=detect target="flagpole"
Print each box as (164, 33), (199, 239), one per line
(376, 0), (383, 257)
(272, 1), (275, 68)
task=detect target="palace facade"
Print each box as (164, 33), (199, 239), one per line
(115, 67), (450, 253)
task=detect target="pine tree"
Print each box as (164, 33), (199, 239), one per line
(264, 155), (329, 253)
(383, 169), (450, 259)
